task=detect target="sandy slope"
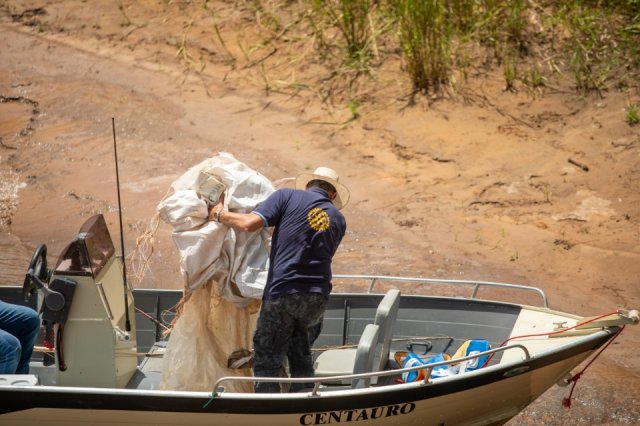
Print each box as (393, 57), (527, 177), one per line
(0, 2), (639, 424)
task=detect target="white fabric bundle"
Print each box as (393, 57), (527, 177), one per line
(157, 152), (273, 305)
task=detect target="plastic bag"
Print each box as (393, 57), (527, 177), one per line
(401, 352), (451, 382)
(450, 339), (491, 373)
(399, 339), (491, 383)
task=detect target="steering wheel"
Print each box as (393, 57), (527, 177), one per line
(22, 244), (49, 302)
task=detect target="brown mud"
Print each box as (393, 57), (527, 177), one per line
(0, 2), (639, 424)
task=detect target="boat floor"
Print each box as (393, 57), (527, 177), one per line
(25, 342), (169, 390)
(23, 340), (408, 392)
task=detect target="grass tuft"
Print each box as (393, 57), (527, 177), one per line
(626, 103), (639, 126)
(391, 0), (451, 94)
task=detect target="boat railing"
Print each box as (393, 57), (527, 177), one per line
(333, 274), (549, 308)
(213, 343), (531, 396)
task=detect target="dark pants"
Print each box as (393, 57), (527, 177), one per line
(253, 293), (327, 393)
(0, 300), (40, 374)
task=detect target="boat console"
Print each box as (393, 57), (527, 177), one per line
(22, 214), (138, 388)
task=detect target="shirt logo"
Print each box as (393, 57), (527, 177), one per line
(308, 207), (330, 232)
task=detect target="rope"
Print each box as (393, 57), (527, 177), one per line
(477, 310), (625, 409)
(203, 390), (220, 409)
(562, 325), (626, 408)
(126, 186), (174, 286)
(128, 212), (161, 285)
(134, 306), (171, 332)
(481, 310), (621, 368)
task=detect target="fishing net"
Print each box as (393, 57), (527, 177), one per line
(159, 281), (260, 392)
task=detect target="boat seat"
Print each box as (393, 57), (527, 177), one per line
(314, 289), (401, 385)
(351, 323), (380, 389)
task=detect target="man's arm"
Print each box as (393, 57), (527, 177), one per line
(208, 199), (265, 232)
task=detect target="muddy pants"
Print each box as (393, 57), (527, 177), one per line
(253, 292), (328, 393)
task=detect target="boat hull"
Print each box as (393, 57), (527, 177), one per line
(0, 332), (611, 426)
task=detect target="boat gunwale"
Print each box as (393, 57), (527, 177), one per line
(212, 326), (615, 395)
(214, 343), (534, 393)
(332, 274), (549, 307)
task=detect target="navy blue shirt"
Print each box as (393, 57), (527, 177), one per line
(253, 187), (346, 300)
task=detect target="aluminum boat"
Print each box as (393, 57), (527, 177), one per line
(0, 214), (636, 426)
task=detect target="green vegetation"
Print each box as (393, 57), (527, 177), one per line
(503, 57), (517, 92)
(347, 97), (361, 119)
(311, 0), (376, 66)
(525, 64), (544, 88)
(173, 0), (640, 115)
(390, 0), (452, 94)
(303, 0), (637, 94)
(626, 103), (639, 125)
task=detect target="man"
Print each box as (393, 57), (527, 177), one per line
(209, 166), (348, 392)
(0, 299), (40, 374)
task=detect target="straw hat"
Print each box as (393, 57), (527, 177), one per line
(296, 166), (350, 209)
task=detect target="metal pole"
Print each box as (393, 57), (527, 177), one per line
(111, 117), (131, 332)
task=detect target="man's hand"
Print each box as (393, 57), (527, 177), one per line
(207, 192), (263, 232)
(209, 192), (225, 221)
